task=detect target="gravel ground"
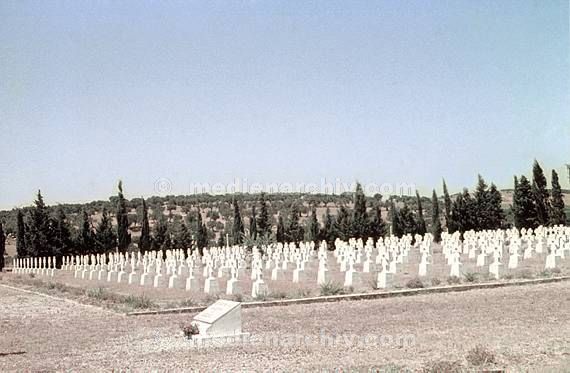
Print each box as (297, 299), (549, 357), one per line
(1, 281), (569, 371)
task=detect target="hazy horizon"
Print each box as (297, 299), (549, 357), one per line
(2, 1), (569, 210)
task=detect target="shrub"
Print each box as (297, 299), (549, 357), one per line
(295, 288), (311, 298)
(123, 294), (155, 310)
(517, 269), (534, 279)
(406, 277), (424, 289)
(269, 291), (287, 300)
(539, 270), (552, 278)
(431, 278), (441, 286)
(29, 273), (35, 279)
(466, 345), (496, 366)
(463, 272), (478, 283)
(447, 276), (461, 285)
(319, 281), (344, 296)
(232, 293), (244, 303)
(422, 359), (463, 373)
(178, 298), (196, 307)
(181, 322), (200, 339)
(503, 273), (514, 280)
(551, 267), (561, 274)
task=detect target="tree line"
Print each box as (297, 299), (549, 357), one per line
(7, 160), (569, 261)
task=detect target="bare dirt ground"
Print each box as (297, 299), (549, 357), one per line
(1, 280), (569, 371)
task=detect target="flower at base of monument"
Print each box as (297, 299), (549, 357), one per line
(181, 322), (200, 339)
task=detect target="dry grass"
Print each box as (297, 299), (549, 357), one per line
(1, 278), (570, 371)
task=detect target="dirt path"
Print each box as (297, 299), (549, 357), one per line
(1, 282), (569, 371)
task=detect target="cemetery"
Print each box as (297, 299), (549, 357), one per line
(5, 225), (570, 310)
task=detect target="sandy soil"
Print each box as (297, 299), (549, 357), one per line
(1, 280), (569, 371)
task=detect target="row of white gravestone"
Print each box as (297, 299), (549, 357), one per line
(12, 225), (570, 295)
(437, 225), (570, 280)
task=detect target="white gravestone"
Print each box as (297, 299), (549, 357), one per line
(192, 300), (250, 344)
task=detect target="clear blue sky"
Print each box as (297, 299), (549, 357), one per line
(1, 0), (569, 209)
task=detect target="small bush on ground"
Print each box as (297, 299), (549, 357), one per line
(503, 273), (514, 280)
(517, 269), (534, 279)
(406, 277), (424, 289)
(551, 267), (561, 274)
(319, 281), (344, 296)
(431, 278), (441, 286)
(463, 272), (478, 283)
(447, 276), (461, 285)
(123, 294), (155, 310)
(232, 293), (244, 303)
(466, 345), (496, 366)
(269, 291), (287, 300)
(181, 322), (200, 339)
(422, 359), (463, 373)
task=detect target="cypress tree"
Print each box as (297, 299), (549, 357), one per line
(368, 203), (387, 242)
(513, 175), (537, 230)
(334, 206), (351, 241)
(77, 210), (94, 255)
(431, 190), (442, 243)
(250, 206), (258, 240)
(307, 208), (319, 242)
(231, 198), (244, 245)
(257, 193), (270, 237)
(196, 210), (208, 254)
(442, 179), (453, 230)
(151, 216), (168, 251)
(53, 206), (73, 260)
(389, 200), (403, 237)
(116, 181), (131, 253)
(451, 189), (477, 236)
(276, 215), (286, 243)
(320, 208), (336, 247)
(94, 208), (116, 253)
(0, 222), (5, 271)
(27, 190), (51, 257)
(487, 184), (505, 230)
(351, 182), (368, 239)
(474, 175), (491, 230)
(549, 170), (566, 226)
(399, 203), (417, 236)
(532, 160), (550, 226)
(415, 191), (427, 236)
(287, 203), (304, 243)
(16, 209), (27, 257)
(174, 221), (192, 251)
(139, 199), (151, 254)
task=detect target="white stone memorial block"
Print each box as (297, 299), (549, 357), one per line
(192, 300), (249, 343)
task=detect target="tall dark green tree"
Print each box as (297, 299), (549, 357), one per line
(532, 160), (550, 226)
(276, 215), (286, 243)
(415, 191), (427, 235)
(512, 175), (537, 230)
(368, 203), (387, 242)
(286, 203), (304, 243)
(94, 208), (116, 253)
(389, 200), (403, 237)
(173, 221), (192, 251)
(334, 206), (352, 240)
(53, 206), (73, 259)
(549, 170), (566, 226)
(139, 199), (151, 254)
(320, 208), (336, 247)
(306, 208), (319, 242)
(399, 203), (417, 236)
(474, 175), (491, 230)
(351, 182), (368, 239)
(0, 222), (5, 271)
(16, 209), (27, 257)
(250, 206), (258, 240)
(450, 189), (477, 236)
(151, 216), (168, 251)
(257, 193), (270, 237)
(27, 190), (51, 257)
(231, 198), (244, 245)
(442, 179), (453, 231)
(116, 181), (131, 253)
(431, 190), (442, 242)
(76, 210), (94, 254)
(487, 184), (505, 229)
(195, 210), (208, 253)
